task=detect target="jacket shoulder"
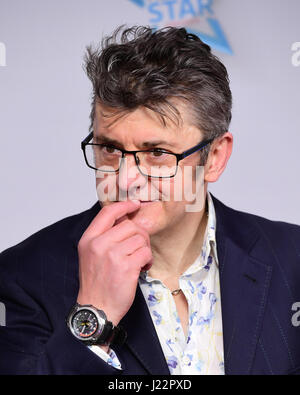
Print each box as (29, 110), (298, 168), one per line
(211, 193), (300, 244)
(0, 202), (100, 272)
(211, 193), (300, 286)
(234, 206), (300, 254)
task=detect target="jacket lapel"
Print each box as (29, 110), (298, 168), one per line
(117, 286), (170, 375)
(211, 194), (273, 375)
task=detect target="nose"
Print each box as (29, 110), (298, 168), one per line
(117, 154), (147, 198)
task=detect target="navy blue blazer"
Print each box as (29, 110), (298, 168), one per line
(0, 194), (300, 375)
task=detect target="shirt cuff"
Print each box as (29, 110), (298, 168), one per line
(88, 345), (122, 370)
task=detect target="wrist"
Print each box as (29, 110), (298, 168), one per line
(67, 303), (127, 347)
(76, 297), (121, 326)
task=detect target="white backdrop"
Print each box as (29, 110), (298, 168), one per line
(0, 0), (299, 252)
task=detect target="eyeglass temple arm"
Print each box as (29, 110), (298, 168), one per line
(180, 138), (214, 160)
(81, 132), (93, 150)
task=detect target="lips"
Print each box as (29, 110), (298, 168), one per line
(139, 200), (159, 206)
(137, 199), (160, 202)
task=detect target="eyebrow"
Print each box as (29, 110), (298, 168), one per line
(94, 135), (175, 149)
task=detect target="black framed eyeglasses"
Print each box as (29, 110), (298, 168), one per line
(81, 132), (214, 179)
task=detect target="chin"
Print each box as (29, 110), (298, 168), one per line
(132, 217), (160, 235)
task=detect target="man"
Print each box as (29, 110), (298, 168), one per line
(0, 25), (300, 375)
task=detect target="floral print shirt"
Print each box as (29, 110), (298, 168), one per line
(138, 191), (224, 374)
(90, 191), (224, 374)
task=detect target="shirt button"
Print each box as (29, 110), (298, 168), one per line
(182, 356), (190, 365)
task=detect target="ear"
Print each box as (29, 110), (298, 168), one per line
(204, 132), (233, 183)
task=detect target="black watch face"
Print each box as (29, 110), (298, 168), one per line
(72, 309), (99, 340)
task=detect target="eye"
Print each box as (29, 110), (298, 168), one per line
(101, 145), (121, 155)
(104, 146), (115, 154)
(150, 149), (167, 157)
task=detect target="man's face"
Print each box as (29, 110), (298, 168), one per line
(93, 100), (207, 236)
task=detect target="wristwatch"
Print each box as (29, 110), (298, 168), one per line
(66, 303), (127, 346)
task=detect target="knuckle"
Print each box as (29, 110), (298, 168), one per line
(121, 219), (136, 231)
(101, 205), (110, 214)
(139, 228), (150, 242)
(77, 237), (86, 251)
(122, 219), (132, 226)
(134, 234), (146, 245)
(136, 246), (152, 262)
(144, 246), (153, 260)
(121, 259), (130, 272)
(89, 238), (100, 254)
(107, 247), (119, 263)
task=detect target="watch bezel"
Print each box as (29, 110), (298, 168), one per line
(67, 304), (107, 343)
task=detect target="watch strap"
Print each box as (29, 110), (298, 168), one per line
(108, 324), (127, 346)
(95, 321), (127, 346)
(96, 320), (114, 346)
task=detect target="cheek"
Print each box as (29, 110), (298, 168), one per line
(151, 178), (178, 201)
(150, 173), (196, 203)
(175, 165), (205, 201)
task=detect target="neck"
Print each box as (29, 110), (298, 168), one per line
(148, 200), (208, 282)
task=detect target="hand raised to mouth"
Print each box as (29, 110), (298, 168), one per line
(77, 200), (153, 327)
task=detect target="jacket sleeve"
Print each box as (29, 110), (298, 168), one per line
(0, 247), (123, 375)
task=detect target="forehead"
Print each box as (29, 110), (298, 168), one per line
(93, 99), (202, 145)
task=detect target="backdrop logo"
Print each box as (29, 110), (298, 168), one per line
(0, 42), (6, 67)
(128, 0), (232, 54)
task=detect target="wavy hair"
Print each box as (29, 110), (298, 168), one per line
(84, 25), (232, 164)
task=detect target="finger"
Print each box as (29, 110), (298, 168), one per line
(129, 246), (153, 270)
(114, 215), (129, 226)
(103, 219), (150, 246)
(116, 234), (148, 256)
(84, 200), (141, 240)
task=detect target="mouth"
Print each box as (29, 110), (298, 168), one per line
(109, 199), (160, 205)
(139, 200), (159, 206)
